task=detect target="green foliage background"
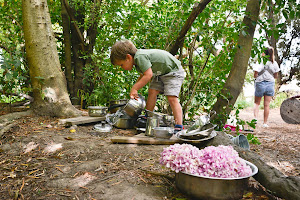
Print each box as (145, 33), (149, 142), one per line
(0, 0), (298, 120)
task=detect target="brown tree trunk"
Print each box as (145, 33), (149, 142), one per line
(61, 0), (74, 99)
(266, 2), (283, 94)
(168, 0), (212, 56)
(60, 0), (100, 106)
(211, 0), (260, 124)
(22, 0), (80, 117)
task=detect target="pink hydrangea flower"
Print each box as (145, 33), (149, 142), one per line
(160, 144), (252, 178)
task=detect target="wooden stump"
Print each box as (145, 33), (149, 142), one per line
(280, 97), (300, 124)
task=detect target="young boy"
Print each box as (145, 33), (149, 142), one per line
(110, 40), (186, 132)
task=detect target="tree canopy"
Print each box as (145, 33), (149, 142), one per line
(0, 0), (299, 121)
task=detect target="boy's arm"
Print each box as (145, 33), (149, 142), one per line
(130, 68), (153, 99)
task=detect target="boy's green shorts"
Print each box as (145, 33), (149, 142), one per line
(150, 69), (186, 97)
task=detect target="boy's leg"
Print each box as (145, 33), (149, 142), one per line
(146, 88), (160, 111)
(167, 95), (183, 125)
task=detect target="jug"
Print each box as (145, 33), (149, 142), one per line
(145, 117), (159, 137)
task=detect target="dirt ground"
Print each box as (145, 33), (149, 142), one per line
(0, 107), (299, 200)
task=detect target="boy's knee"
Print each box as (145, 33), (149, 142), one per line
(167, 96), (179, 105)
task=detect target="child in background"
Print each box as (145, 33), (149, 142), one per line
(253, 47), (280, 128)
(110, 40), (186, 133)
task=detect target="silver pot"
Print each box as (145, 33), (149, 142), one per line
(113, 117), (135, 129)
(88, 106), (108, 117)
(123, 94), (146, 117)
(153, 127), (173, 139)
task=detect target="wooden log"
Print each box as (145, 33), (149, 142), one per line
(111, 133), (183, 145)
(198, 131), (300, 200)
(59, 116), (106, 126)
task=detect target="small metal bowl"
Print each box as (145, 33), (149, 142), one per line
(153, 127), (174, 139)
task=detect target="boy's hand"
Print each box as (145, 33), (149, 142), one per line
(130, 88), (139, 100)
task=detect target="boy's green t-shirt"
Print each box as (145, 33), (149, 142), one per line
(134, 49), (181, 76)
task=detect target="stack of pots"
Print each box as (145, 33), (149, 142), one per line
(107, 95), (146, 129)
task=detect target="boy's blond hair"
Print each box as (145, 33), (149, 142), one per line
(110, 40), (137, 65)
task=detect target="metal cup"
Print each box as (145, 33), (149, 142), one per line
(145, 117), (159, 137)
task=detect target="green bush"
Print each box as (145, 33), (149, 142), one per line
(235, 94), (253, 109)
(270, 92), (288, 109)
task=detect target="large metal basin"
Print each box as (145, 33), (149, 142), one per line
(175, 160), (258, 200)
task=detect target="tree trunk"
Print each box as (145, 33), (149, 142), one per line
(266, 1), (283, 94)
(168, 0), (212, 56)
(199, 132), (300, 200)
(211, 0), (260, 124)
(22, 0), (80, 117)
(60, 0), (100, 106)
(71, 23), (85, 105)
(61, 0), (74, 99)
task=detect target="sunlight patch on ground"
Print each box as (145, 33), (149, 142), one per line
(44, 142), (63, 153)
(23, 142), (39, 153)
(70, 172), (97, 188)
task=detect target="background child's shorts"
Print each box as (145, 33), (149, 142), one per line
(150, 69), (186, 97)
(255, 81), (275, 97)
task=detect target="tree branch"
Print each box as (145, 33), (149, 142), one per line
(61, 0), (85, 50)
(168, 0), (212, 55)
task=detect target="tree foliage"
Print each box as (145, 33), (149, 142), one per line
(0, 0), (298, 121)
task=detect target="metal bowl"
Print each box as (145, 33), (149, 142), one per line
(153, 127), (174, 139)
(88, 106), (108, 117)
(176, 124), (216, 141)
(175, 160), (258, 200)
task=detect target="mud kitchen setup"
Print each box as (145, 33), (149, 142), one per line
(61, 94), (259, 200)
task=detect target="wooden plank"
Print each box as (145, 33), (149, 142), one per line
(59, 116), (106, 126)
(111, 133), (183, 145)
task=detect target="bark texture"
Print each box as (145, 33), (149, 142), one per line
(61, 0), (100, 105)
(22, 0), (80, 117)
(199, 132), (300, 200)
(61, 0), (74, 99)
(212, 0), (260, 123)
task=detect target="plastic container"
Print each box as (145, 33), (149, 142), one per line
(227, 134), (250, 150)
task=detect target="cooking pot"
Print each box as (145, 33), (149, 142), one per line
(113, 117), (136, 129)
(88, 106), (108, 117)
(109, 99), (128, 113)
(153, 127), (173, 139)
(123, 94), (146, 117)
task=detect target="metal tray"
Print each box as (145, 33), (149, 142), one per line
(175, 130), (217, 143)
